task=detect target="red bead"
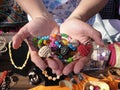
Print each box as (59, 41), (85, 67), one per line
(77, 44), (92, 57)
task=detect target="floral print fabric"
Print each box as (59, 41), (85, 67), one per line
(42, 0), (95, 25)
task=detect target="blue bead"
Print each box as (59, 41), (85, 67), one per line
(55, 41), (61, 48)
(68, 44), (76, 51)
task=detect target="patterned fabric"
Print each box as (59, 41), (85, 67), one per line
(0, 0), (28, 27)
(42, 0), (95, 25)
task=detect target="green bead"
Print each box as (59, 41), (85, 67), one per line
(61, 33), (68, 38)
(38, 39), (43, 45)
(33, 37), (38, 47)
(58, 55), (63, 59)
(67, 57), (73, 63)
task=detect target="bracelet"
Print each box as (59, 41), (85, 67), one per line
(42, 70), (61, 81)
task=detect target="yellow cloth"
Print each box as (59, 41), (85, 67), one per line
(29, 85), (70, 90)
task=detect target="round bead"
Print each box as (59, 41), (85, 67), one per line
(38, 46), (51, 57)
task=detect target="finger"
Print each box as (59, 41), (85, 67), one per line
(46, 58), (59, 70)
(73, 57), (89, 74)
(63, 61), (77, 75)
(87, 28), (104, 46)
(12, 25), (30, 49)
(28, 40), (47, 70)
(53, 57), (64, 75)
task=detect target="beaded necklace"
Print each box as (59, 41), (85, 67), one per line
(8, 41), (30, 70)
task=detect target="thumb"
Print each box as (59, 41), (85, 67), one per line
(12, 26), (30, 49)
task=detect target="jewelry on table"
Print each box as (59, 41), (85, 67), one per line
(8, 41), (30, 70)
(42, 70), (61, 81)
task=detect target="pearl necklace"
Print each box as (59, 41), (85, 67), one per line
(8, 41), (30, 70)
(42, 70), (60, 81)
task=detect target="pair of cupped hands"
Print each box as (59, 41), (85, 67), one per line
(12, 16), (104, 76)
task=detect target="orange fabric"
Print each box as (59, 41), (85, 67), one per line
(29, 85), (70, 90)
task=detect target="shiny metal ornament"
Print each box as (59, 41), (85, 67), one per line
(38, 46), (52, 58)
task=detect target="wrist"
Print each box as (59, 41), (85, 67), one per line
(67, 14), (83, 22)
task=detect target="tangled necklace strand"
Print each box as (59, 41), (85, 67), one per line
(8, 41), (30, 70)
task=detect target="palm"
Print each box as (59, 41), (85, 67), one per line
(60, 18), (102, 44)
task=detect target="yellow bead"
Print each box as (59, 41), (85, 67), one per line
(61, 39), (68, 45)
(43, 40), (51, 45)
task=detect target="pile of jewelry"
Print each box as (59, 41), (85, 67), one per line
(33, 33), (92, 64)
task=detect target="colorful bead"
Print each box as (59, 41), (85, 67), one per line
(43, 40), (51, 45)
(49, 41), (58, 50)
(61, 39), (68, 45)
(77, 44), (92, 57)
(33, 33), (92, 64)
(55, 41), (61, 48)
(66, 57), (73, 63)
(68, 43), (76, 51)
(38, 46), (51, 57)
(60, 46), (70, 56)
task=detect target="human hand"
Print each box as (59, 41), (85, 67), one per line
(59, 17), (104, 75)
(12, 16), (60, 71)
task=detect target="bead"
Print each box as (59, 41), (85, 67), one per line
(41, 36), (49, 40)
(49, 40), (58, 51)
(38, 39), (43, 45)
(61, 39), (68, 45)
(38, 46), (51, 57)
(55, 41), (61, 48)
(77, 44), (92, 57)
(48, 76), (52, 80)
(52, 77), (57, 81)
(68, 44), (76, 51)
(60, 46), (70, 56)
(61, 33), (68, 38)
(52, 34), (57, 38)
(66, 57), (73, 63)
(43, 40), (51, 45)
